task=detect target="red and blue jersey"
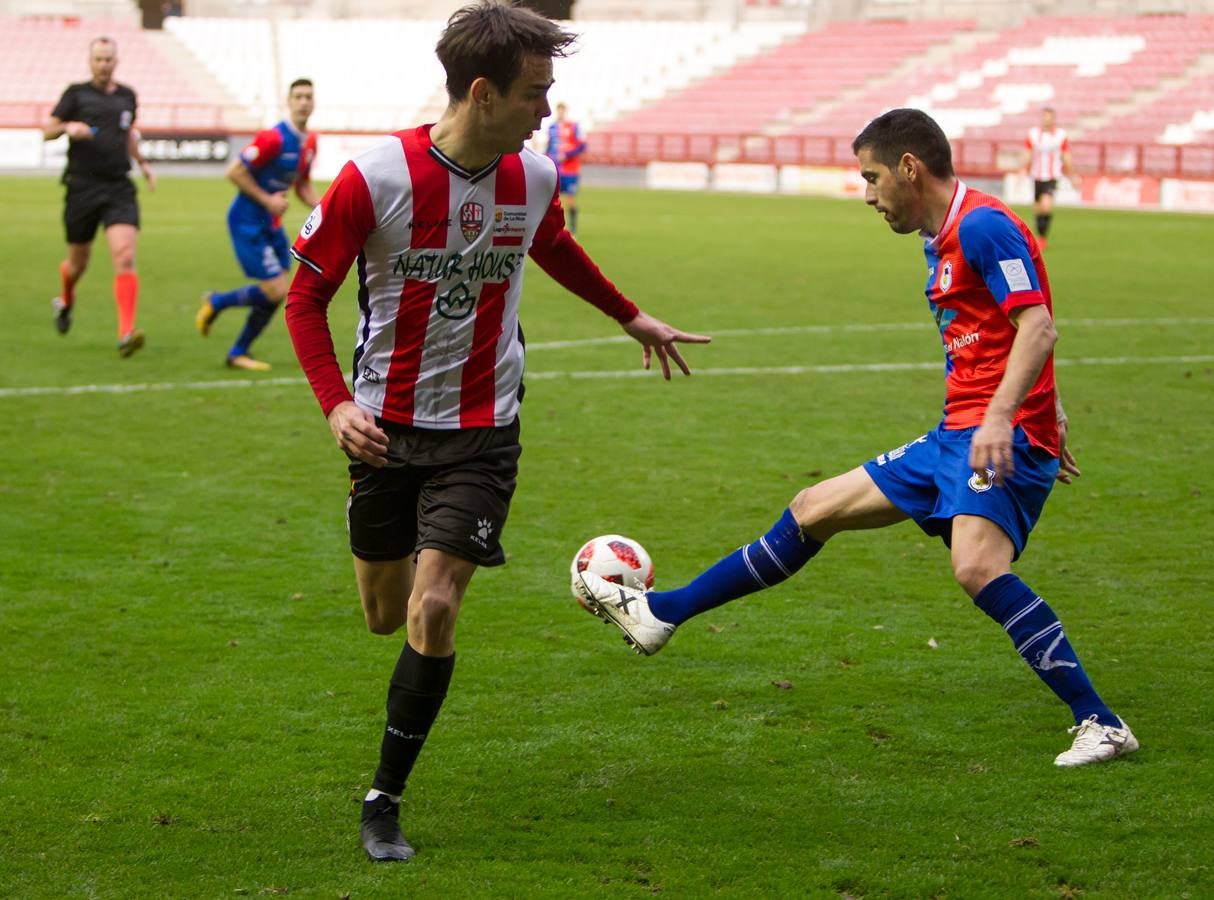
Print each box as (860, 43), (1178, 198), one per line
(924, 182), (1058, 456)
(231, 119), (316, 228)
(545, 119), (585, 176)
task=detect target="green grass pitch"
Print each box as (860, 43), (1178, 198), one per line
(1, 175), (1211, 898)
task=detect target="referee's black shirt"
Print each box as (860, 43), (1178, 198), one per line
(51, 81), (137, 180)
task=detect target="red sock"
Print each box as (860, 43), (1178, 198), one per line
(59, 260), (75, 306)
(114, 272), (139, 337)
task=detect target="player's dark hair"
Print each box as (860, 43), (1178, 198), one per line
(436, 0), (576, 102)
(89, 36), (116, 52)
(289, 78), (313, 92)
(852, 108), (954, 178)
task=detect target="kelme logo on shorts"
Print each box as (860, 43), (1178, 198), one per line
(968, 468), (996, 493)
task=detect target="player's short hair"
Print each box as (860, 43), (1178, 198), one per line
(436, 0), (576, 102)
(89, 36), (116, 53)
(289, 78), (313, 92)
(852, 108), (954, 178)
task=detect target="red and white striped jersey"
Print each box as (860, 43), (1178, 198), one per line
(1025, 126), (1069, 181)
(289, 124), (636, 430)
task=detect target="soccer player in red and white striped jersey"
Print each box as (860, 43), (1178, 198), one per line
(284, 0), (709, 863)
(1020, 107), (1073, 247)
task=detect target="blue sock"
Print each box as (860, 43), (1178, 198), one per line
(648, 508), (822, 626)
(229, 298), (278, 358)
(211, 284), (268, 313)
(974, 573), (1119, 727)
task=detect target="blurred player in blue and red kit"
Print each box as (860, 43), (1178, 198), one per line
(577, 108), (1139, 770)
(196, 79), (319, 370)
(545, 102), (585, 234)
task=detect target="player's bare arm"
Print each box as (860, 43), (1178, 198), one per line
(128, 127), (155, 191)
(44, 117), (93, 141)
(621, 310), (711, 379)
(970, 304), (1057, 485)
(226, 158), (289, 218)
(295, 177), (321, 209)
(326, 400), (389, 468)
(1054, 394), (1081, 484)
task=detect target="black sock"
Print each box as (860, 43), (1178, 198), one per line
(371, 643), (455, 796)
(1037, 214), (1052, 238)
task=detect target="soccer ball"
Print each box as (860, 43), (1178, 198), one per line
(570, 534), (655, 612)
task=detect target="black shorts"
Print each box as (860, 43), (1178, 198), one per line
(346, 418), (521, 566)
(63, 176), (139, 244)
(1033, 179), (1058, 201)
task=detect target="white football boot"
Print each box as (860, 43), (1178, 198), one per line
(1054, 714), (1140, 767)
(575, 570), (675, 656)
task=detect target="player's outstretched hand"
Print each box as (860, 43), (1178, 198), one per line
(1055, 416), (1081, 485)
(140, 160), (156, 192)
(621, 311), (711, 379)
(327, 400), (389, 468)
(969, 419), (1014, 486)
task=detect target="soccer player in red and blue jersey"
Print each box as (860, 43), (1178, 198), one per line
(196, 79), (319, 370)
(544, 102), (585, 234)
(577, 108), (1139, 769)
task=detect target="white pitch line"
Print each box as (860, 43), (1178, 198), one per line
(526, 317), (1214, 351)
(525, 355), (1214, 380)
(1, 354), (1210, 398)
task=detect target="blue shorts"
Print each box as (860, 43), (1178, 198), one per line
(228, 212), (291, 280)
(862, 422), (1058, 559)
(558, 173), (580, 196)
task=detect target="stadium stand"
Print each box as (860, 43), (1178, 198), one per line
(0, 17), (224, 129)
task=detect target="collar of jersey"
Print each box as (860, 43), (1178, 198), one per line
(426, 142), (502, 184)
(922, 179), (968, 249)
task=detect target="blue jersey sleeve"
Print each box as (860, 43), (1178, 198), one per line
(958, 206), (1043, 312)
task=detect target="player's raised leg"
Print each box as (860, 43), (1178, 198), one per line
(952, 515), (1138, 766)
(577, 466), (904, 655)
(359, 549), (473, 862)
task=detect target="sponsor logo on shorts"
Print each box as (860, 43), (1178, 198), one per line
(968, 467), (996, 492)
(875, 434), (929, 466)
(471, 517), (495, 549)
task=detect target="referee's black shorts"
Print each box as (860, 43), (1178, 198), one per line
(346, 417), (522, 567)
(63, 175), (139, 244)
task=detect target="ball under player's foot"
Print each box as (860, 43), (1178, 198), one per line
(52, 297), (72, 335)
(195, 292), (217, 337)
(360, 794), (415, 862)
(226, 353), (271, 372)
(1054, 714), (1139, 767)
(574, 570), (676, 656)
(117, 329), (145, 357)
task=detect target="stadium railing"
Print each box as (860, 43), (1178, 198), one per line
(586, 132), (1214, 179)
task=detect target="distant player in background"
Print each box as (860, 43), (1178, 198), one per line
(286, 0), (708, 863)
(578, 108), (1138, 770)
(44, 36), (155, 357)
(196, 79), (318, 371)
(1020, 106), (1072, 248)
(545, 102), (586, 234)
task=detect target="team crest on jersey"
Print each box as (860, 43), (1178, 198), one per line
(460, 202), (484, 242)
(939, 260), (953, 293)
(968, 467), (996, 493)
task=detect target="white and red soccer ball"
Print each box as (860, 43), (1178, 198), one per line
(570, 534), (654, 612)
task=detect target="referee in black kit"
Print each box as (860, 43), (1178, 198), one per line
(43, 36), (155, 356)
